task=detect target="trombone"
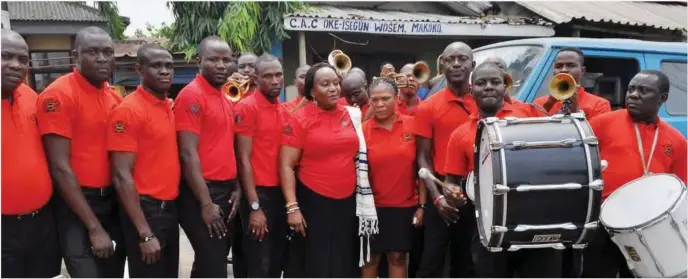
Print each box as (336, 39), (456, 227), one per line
(548, 73), (577, 101)
(328, 49), (352, 74)
(222, 75), (252, 102)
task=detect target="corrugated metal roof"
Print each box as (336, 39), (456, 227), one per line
(286, 5), (553, 26)
(516, 1), (687, 31)
(8, 1), (107, 22)
(114, 37), (171, 58)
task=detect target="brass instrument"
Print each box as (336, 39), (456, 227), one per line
(412, 61), (431, 84)
(222, 75), (252, 102)
(549, 73), (577, 101)
(436, 54), (442, 76)
(327, 49), (352, 74)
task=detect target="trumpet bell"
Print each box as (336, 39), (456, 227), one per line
(504, 72), (513, 94)
(222, 79), (250, 102)
(328, 50), (352, 74)
(412, 61), (431, 84)
(549, 73), (577, 101)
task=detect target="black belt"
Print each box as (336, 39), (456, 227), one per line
(2, 209), (42, 221)
(140, 195), (175, 209)
(204, 179), (237, 189)
(82, 185), (116, 197)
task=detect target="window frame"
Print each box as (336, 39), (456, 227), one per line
(29, 50), (74, 92)
(659, 60), (687, 116)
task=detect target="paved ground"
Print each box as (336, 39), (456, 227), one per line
(60, 227), (235, 278)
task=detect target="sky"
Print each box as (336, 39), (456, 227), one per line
(88, 0), (174, 36)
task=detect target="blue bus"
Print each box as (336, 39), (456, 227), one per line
(473, 38), (687, 137)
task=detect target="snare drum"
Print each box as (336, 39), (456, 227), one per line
(466, 171), (475, 202)
(474, 113), (603, 252)
(600, 174), (687, 278)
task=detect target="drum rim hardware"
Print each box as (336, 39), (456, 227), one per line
(571, 116), (600, 246)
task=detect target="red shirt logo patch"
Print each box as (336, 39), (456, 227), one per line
(235, 114), (243, 124)
(664, 144), (673, 156)
(42, 98), (61, 113)
(283, 125), (293, 135)
(189, 103), (200, 115)
(114, 121), (126, 133)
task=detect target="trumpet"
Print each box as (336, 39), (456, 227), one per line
(412, 61), (431, 84)
(328, 49), (352, 74)
(549, 73), (577, 101)
(222, 75), (252, 102)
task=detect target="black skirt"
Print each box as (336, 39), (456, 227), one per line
(370, 206), (416, 253)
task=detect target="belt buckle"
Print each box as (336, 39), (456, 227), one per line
(100, 187), (107, 196)
(160, 201), (168, 209)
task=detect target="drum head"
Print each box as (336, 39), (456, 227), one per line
(601, 174), (685, 229)
(476, 123), (496, 244)
(466, 171), (475, 201)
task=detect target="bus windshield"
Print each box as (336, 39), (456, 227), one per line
(473, 45), (545, 98)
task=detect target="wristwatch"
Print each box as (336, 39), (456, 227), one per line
(139, 234), (156, 243)
(418, 203), (427, 210)
(250, 201), (261, 211)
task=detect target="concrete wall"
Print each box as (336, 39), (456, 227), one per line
(280, 31), (504, 101)
(25, 35), (72, 51)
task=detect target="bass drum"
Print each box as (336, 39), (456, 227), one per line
(600, 174), (687, 278)
(474, 113), (603, 252)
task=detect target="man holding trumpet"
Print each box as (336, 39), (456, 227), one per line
(534, 47), (611, 119)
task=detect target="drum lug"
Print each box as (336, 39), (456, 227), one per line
(583, 136), (599, 145)
(588, 179), (604, 191)
(485, 117), (499, 124)
(488, 247), (503, 252)
(490, 141), (505, 150)
(569, 112), (586, 120)
(492, 226), (508, 233)
(584, 221), (599, 230)
(493, 184), (510, 195)
(572, 244), (587, 249)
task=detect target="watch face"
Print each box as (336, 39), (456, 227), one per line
(251, 202), (260, 210)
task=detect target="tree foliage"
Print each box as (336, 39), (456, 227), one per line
(167, 1), (311, 60)
(95, 1), (126, 40)
(133, 22), (174, 41)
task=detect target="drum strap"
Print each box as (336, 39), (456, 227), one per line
(633, 123), (659, 175)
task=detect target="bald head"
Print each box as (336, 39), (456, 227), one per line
(199, 36), (231, 57)
(74, 26), (111, 51)
(441, 41), (474, 86)
(1, 30), (29, 95)
(342, 73), (368, 106)
(349, 67), (366, 80)
(483, 56), (507, 71)
(400, 63), (414, 74)
(342, 74), (366, 90)
(442, 42), (472, 57)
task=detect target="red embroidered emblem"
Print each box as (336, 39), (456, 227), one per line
(114, 121), (125, 133)
(42, 98), (60, 113)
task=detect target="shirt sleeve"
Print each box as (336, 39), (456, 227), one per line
(173, 91), (204, 135)
(281, 114), (305, 149)
(411, 102), (433, 138)
(233, 102), (257, 137)
(36, 88), (75, 138)
(444, 128), (468, 176)
(671, 138), (687, 184)
(106, 105), (140, 153)
(590, 99), (612, 119)
(527, 103), (550, 117)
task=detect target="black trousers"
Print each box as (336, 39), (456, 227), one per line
(240, 186), (288, 277)
(121, 196), (180, 278)
(178, 179), (235, 278)
(55, 186), (126, 278)
(471, 235), (564, 277)
(581, 227), (633, 278)
(416, 176), (476, 278)
(283, 180), (358, 278)
(2, 202), (61, 278)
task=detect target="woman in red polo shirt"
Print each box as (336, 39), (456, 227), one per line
(279, 62), (359, 277)
(359, 77), (425, 278)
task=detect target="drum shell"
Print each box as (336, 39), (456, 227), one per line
(603, 178), (688, 278)
(474, 116), (602, 249)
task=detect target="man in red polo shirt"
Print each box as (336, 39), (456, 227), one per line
(413, 42), (478, 278)
(235, 54), (290, 277)
(583, 70), (687, 278)
(37, 26), (126, 277)
(108, 44), (180, 277)
(1, 30), (61, 278)
(534, 47), (611, 119)
(445, 62), (559, 278)
(174, 36), (241, 278)
(282, 64), (310, 113)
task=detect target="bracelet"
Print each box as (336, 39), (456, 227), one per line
(418, 203), (427, 210)
(433, 195), (445, 205)
(286, 207), (300, 214)
(285, 202), (299, 209)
